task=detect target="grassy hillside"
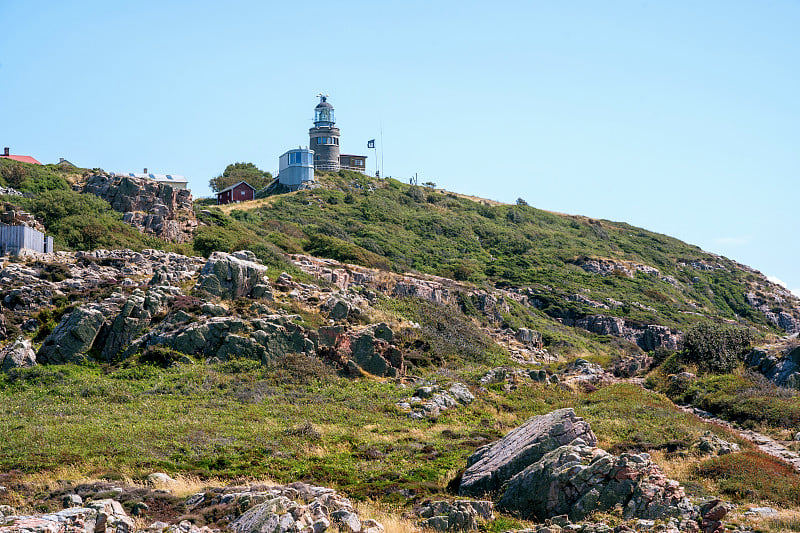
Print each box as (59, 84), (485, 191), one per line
(196, 171), (794, 333)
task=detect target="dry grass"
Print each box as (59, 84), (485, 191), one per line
(17, 467), (277, 500)
(216, 195), (285, 214)
(730, 508), (800, 532)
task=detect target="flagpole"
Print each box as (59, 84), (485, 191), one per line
(380, 124), (384, 179)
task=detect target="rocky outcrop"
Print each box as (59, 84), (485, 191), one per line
(576, 258), (660, 278)
(460, 409), (695, 523)
(497, 440), (693, 522)
(98, 286), (179, 360)
(0, 481), (383, 533)
(745, 291), (800, 334)
(317, 324), (404, 377)
(0, 337), (37, 371)
(82, 173), (197, 242)
(195, 251), (273, 300)
(0, 249), (203, 322)
(459, 409), (597, 497)
(291, 254), (457, 306)
(564, 315), (681, 351)
(220, 482), (383, 533)
(417, 500), (494, 531)
(691, 432), (740, 457)
(479, 367), (552, 390)
(396, 382), (475, 419)
(0, 498), (133, 533)
(745, 342), (800, 390)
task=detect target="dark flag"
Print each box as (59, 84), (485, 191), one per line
(367, 139), (375, 148)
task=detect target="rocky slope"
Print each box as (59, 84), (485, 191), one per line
(82, 173), (198, 243)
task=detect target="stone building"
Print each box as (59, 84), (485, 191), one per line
(309, 95), (340, 171)
(308, 95), (367, 173)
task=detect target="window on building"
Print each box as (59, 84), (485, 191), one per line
(241, 190), (246, 195)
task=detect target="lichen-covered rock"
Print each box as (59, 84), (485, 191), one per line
(195, 251), (271, 300)
(497, 440), (693, 521)
(0, 337), (37, 371)
(459, 408), (597, 497)
(746, 343), (800, 390)
(99, 287), (177, 361)
(83, 173), (196, 243)
(418, 500), (494, 531)
(37, 304), (109, 364)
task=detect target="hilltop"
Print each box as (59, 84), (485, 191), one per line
(1, 159), (800, 532)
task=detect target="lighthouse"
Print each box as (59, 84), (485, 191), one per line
(309, 94), (340, 171)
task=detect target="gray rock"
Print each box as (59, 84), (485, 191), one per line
(498, 442), (693, 522)
(361, 519), (384, 533)
(459, 408), (597, 497)
(37, 304), (108, 364)
(330, 510), (361, 533)
(515, 328), (543, 347)
(62, 494), (83, 507)
(83, 173), (196, 243)
(195, 251), (271, 300)
(692, 432), (740, 456)
(230, 497), (295, 533)
(147, 472), (176, 485)
(0, 337), (37, 371)
(448, 383), (475, 404)
(100, 287), (174, 361)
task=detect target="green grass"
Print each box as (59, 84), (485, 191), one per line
(202, 171), (787, 334)
(2, 361), (777, 503)
(648, 362), (800, 430)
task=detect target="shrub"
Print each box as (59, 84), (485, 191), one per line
(694, 450), (800, 503)
(682, 322), (754, 373)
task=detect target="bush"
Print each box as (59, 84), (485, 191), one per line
(682, 322), (754, 373)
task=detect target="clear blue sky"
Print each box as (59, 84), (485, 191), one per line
(2, 1), (798, 294)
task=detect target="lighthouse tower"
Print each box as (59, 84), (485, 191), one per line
(309, 94), (340, 171)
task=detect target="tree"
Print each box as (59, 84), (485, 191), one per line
(209, 162), (272, 193)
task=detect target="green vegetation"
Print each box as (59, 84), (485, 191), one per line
(0, 159), (71, 193)
(682, 321), (755, 373)
(650, 368), (800, 430)
(209, 162), (272, 193)
(196, 171), (786, 333)
(2, 362), (780, 504)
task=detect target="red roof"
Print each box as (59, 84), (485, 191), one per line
(0, 155), (42, 165)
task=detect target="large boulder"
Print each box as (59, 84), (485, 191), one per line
(99, 287), (176, 361)
(37, 304), (109, 364)
(497, 440), (693, 521)
(195, 251), (272, 300)
(459, 408), (596, 497)
(461, 409), (696, 523)
(0, 337), (37, 371)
